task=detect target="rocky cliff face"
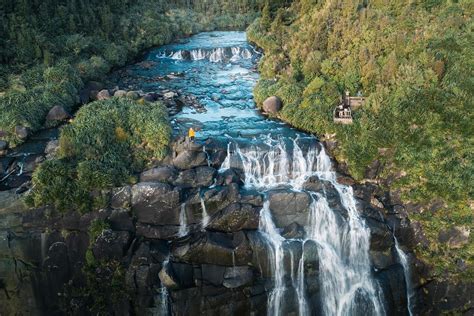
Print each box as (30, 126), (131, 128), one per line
(0, 140), (406, 315)
(0, 137), (468, 315)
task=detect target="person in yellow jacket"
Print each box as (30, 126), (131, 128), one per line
(188, 127), (196, 141)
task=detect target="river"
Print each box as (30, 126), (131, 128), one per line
(109, 31), (409, 315)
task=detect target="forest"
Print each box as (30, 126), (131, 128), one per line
(248, 0), (473, 279)
(0, 0), (268, 146)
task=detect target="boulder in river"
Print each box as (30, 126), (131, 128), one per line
(262, 96), (282, 114)
(46, 105), (71, 122)
(126, 91), (140, 100)
(97, 89), (111, 100)
(114, 90), (128, 97)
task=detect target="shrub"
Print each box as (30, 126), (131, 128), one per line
(30, 98), (171, 212)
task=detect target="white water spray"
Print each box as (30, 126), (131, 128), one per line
(395, 237), (415, 316)
(178, 203), (188, 237)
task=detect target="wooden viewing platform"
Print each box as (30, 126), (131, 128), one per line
(333, 91), (365, 124)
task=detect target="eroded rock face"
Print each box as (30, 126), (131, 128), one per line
(131, 182), (181, 225)
(207, 203), (260, 232)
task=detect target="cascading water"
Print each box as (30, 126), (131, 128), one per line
(200, 196), (210, 228)
(395, 237), (415, 316)
(178, 203), (188, 237)
(159, 47), (254, 63)
(259, 201), (286, 316)
(121, 31), (410, 315)
(225, 136), (385, 315)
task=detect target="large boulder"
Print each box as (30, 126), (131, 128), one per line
(172, 150), (208, 170)
(136, 223), (179, 240)
(114, 90), (128, 97)
(174, 166), (216, 188)
(172, 231), (252, 266)
(262, 96), (282, 114)
(96, 89), (111, 100)
(140, 166), (178, 183)
(223, 266), (254, 288)
(268, 190), (311, 227)
(91, 229), (131, 261)
(108, 208), (134, 232)
(207, 203), (260, 232)
(131, 182), (181, 225)
(46, 105), (71, 122)
(110, 186), (131, 209)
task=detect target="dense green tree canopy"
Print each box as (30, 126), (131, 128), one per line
(249, 0), (473, 279)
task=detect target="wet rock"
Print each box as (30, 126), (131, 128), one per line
(44, 140), (59, 157)
(15, 125), (29, 140)
(114, 90), (127, 97)
(0, 140), (8, 151)
(143, 93), (157, 102)
(207, 203), (260, 232)
(173, 150), (208, 170)
(174, 166), (216, 188)
(262, 96), (282, 114)
(223, 266), (254, 288)
(108, 208), (134, 232)
(366, 217), (393, 251)
(268, 189), (311, 227)
(159, 263), (180, 289)
(240, 191), (263, 207)
(438, 226), (470, 249)
(136, 223), (179, 240)
(370, 248), (397, 270)
(140, 166), (178, 183)
(202, 183), (241, 214)
(172, 231), (251, 266)
(46, 105), (71, 122)
(126, 91), (140, 100)
(110, 186), (131, 209)
(97, 89), (111, 100)
(164, 91), (178, 99)
(92, 229), (131, 261)
(219, 168), (243, 185)
(131, 182), (181, 225)
(375, 264), (408, 315)
(201, 264), (226, 286)
(281, 222), (305, 239)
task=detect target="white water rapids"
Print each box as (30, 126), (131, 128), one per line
(220, 136), (392, 315)
(157, 46), (254, 63)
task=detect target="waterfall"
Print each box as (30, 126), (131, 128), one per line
(158, 47), (254, 63)
(225, 136), (388, 315)
(259, 201), (286, 316)
(395, 237), (415, 316)
(159, 258), (171, 315)
(200, 197), (209, 228)
(178, 203), (188, 237)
